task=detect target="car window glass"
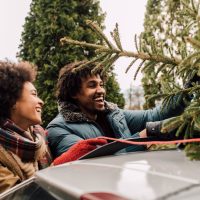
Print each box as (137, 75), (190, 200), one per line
(1, 181), (57, 200)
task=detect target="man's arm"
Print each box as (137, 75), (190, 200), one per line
(123, 93), (189, 134)
(47, 126), (84, 159)
(125, 74), (200, 134)
(139, 129), (147, 138)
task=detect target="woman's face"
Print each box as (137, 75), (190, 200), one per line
(10, 82), (44, 130)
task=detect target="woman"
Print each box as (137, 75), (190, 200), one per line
(0, 61), (52, 193)
(0, 60), (107, 193)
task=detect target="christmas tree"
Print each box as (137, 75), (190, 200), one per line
(60, 0), (200, 160)
(18, 0), (124, 126)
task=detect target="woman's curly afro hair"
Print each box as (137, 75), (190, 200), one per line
(0, 60), (36, 124)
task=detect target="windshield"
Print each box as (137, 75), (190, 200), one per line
(0, 181), (57, 200)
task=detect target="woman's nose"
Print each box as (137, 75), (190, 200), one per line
(38, 97), (44, 106)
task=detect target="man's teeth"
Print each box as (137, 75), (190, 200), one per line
(94, 98), (103, 102)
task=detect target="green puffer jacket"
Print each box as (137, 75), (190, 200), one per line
(47, 99), (187, 158)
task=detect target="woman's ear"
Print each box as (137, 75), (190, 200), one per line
(12, 104), (16, 110)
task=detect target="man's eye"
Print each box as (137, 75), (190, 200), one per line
(88, 83), (96, 88)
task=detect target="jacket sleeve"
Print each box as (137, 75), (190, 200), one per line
(123, 94), (188, 134)
(0, 164), (20, 193)
(47, 125), (84, 159)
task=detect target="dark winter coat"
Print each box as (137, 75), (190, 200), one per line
(47, 97), (187, 158)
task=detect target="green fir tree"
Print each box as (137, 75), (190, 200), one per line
(18, 0), (124, 126)
(141, 0), (162, 109)
(105, 70), (125, 108)
(61, 0), (200, 160)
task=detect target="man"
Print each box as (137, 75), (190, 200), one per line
(47, 61), (189, 160)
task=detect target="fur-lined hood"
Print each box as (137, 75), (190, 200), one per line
(59, 101), (118, 122)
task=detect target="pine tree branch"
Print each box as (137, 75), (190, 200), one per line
(86, 20), (115, 49)
(60, 37), (106, 50)
(184, 37), (200, 49)
(110, 23), (123, 51)
(60, 37), (181, 66)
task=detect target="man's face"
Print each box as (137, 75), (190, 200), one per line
(73, 74), (106, 120)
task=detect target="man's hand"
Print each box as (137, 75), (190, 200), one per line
(184, 73), (200, 89)
(139, 129), (147, 138)
(146, 121), (178, 140)
(53, 138), (107, 165)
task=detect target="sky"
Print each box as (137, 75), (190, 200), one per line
(0, 0), (147, 92)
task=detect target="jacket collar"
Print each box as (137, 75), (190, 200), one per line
(59, 101), (118, 122)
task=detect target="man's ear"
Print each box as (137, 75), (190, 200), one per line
(71, 93), (78, 100)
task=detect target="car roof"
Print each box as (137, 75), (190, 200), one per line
(35, 149), (200, 200)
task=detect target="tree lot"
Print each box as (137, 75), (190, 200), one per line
(62, 0), (200, 160)
(19, 0), (124, 126)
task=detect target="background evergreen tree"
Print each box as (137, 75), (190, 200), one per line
(140, 0), (162, 109)
(140, 0), (200, 159)
(18, 0), (124, 126)
(125, 84), (144, 110)
(105, 71), (125, 108)
(61, 0), (200, 160)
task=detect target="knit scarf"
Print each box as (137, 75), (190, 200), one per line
(0, 120), (52, 166)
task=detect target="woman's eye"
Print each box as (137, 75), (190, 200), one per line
(32, 92), (37, 96)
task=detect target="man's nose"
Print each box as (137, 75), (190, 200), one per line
(96, 85), (105, 93)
